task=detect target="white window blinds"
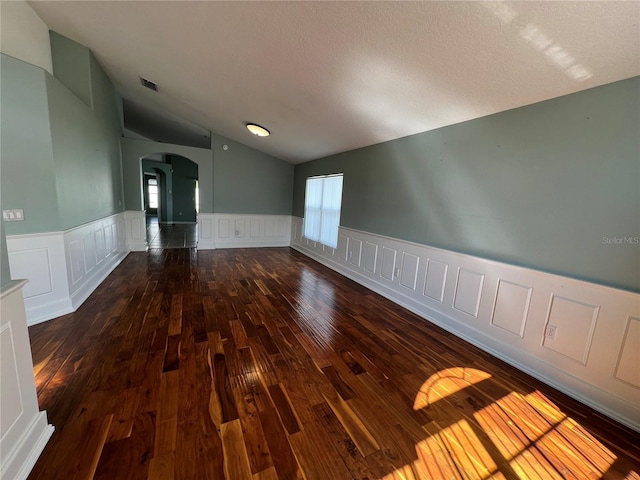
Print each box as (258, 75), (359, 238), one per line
(303, 174), (343, 248)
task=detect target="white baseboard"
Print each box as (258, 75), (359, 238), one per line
(1, 413), (54, 480)
(24, 298), (74, 327)
(290, 218), (640, 432)
(127, 243), (148, 252)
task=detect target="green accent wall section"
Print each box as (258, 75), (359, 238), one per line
(1, 33), (124, 236)
(212, 133), (293, 215)
(168, 155), (198, 223)
(294, 77), (640, 293)
(49, 31), (92, 108)
(122, 134), (293, 218)
(0, 54), (59, 234)
(46, 51), (124, 230)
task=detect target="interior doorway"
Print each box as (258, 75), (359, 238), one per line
(141, 153), (199, 248)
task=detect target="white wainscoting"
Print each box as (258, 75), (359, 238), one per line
(6, 212), (130, 325)
(63, 214), (128, 310)
(197, 214), (291, 250)
(196, 213), (216, 250)
(290, 218), (640, 432)
(0, 280), (54, 480)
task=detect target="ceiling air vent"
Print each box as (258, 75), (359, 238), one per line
(139, 77), (158, 92)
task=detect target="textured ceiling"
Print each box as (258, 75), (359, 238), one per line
(29, 1), (640, 163)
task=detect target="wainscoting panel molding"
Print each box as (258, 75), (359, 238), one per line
(124, 210), (147, 252)
(381, 247), (397, 282)
(453, 268), (485, 318)
(424, 259), (448, 303)
(542, 295), (600, 365)
(615, 315), (640, 388)
(197, 214), (215, 250)
(349, 238), (363, 267)
(290, 218), (640, 432)
(63, 214), (128, 311)
(490, 279), (532, 337)
(400, 252), (420, 291)
(7, 232), (71, 325)
(6, 213), (129, 326)
(337, 234), (349, 261)
(197, 214), (291, 250)
(364, 242), (378, 273)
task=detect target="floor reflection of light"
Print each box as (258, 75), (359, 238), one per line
(378, 368), (632, 479)
(413, 367), (492, 410)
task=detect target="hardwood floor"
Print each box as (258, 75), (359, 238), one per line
(146, 217), (198, 248)
(27, 248), (640, 479)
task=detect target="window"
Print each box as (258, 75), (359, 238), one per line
(148, 178), (158, 209)
(303, 174), (343, 248)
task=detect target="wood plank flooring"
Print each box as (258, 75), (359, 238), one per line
(27, 248), (640, 479)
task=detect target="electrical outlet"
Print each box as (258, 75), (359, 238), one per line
(545, 324), (557, 340)
(394, 268), (400, 278)
(235, 229), (240, 236)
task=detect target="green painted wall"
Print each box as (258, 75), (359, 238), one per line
(1, 33), (124, 235)
(293, 77), (640, 293)
(47, 50), (124, 230)
(122, 134), (293, 217)
(212, 133), (293, 215)
(49, 31), (92, 107)
(0, 54), (59, 235)
(168, 155), (198, 223)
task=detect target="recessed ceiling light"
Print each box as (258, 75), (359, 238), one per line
(246, 123), (270, 137)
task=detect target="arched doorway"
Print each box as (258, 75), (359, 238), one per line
(141, 153), (199, 248)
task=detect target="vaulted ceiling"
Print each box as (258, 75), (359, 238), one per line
(29, 1), (640, 163)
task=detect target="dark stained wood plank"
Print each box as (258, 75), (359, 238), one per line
(268, 383), (302, 434)
(212, 352), (239, 423)
(163, 334), (181, 372)
(321, 364), (356, 400)
(154, 371), (179, 456)
(259, 408), (304, 480)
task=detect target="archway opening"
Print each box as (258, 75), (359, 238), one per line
(141, 153), (199, 248)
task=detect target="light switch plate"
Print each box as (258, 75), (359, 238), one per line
(2, 209), (25, 221)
